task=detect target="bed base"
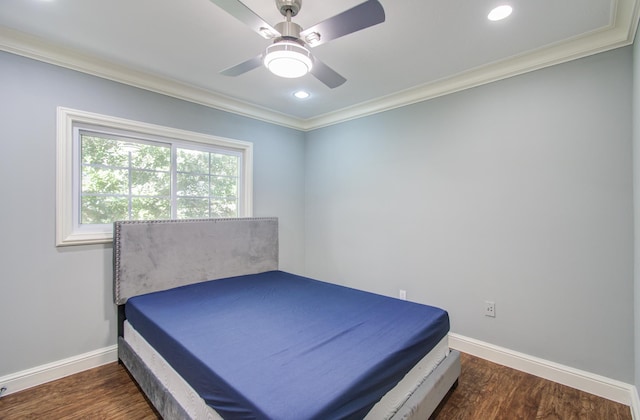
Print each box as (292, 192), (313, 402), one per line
(119, 336), (191, 419)
(392, 349), (460, 419)
(118, 330), (460, 420)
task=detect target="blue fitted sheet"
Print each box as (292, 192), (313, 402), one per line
(125, 271), (449, 420)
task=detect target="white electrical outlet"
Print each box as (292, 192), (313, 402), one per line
(399, 289), (407, 300)
(485, 301), (496, 317)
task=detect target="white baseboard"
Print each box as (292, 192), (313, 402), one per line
(0, 345), (118, 397)
(630, 385), (640, 420)
(449, 333), (634, 409)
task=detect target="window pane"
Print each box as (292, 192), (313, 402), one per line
(82, 167), (128, 195)
(131, 144), (170, 171)
(177, 149), (209, 173)
(81, 135), (128, 167)
(177, 197), (210, 219)
(82, 141), (241, 221)
(211, 176), (237, 198)
(211, 154), (239, 177)
(177, 174), (209, 197)
(132, 197), (171, 220)
(81, 196), (128, 224)
(81, 134), (173, 224)
(211, 199), (237, 218)
(131, 170), (171, 196)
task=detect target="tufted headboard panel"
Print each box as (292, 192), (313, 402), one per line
(113, 218), (278, 304)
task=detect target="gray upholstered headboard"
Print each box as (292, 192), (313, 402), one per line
(113, 218), (278, 305)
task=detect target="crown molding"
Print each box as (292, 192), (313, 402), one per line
(1, 0), (638, 132)
(301, 0), (640, 130)
(0, 27), (303, 131)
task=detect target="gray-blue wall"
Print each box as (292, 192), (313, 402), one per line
(0, 51), (306, 376)
(305, 47), (634, 383)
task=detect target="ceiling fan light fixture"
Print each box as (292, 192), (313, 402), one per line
(264, 41), (313, 78)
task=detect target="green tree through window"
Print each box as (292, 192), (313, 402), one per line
(80, 133), (240, 224)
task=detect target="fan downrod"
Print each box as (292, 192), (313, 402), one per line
(276, 0), (302, 17)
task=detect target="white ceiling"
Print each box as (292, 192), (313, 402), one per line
(0, 0), (638, 130)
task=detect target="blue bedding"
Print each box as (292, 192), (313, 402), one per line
(125, 271), (449, 420)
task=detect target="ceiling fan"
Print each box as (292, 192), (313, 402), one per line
(210, 0), (386, 88)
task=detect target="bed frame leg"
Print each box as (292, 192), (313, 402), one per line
(117, 305), (126, 364)
(117, 305), (126, 338)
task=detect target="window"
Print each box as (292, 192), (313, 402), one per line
(57, 107), (253, 246)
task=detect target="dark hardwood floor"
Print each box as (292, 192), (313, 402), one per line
(431, 353), (632, 420)
(0, 362), (160, 419)
(0, 352), (632, 419)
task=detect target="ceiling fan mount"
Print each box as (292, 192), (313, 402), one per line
(276, 0), (302, 18)
(211, 0), (385, 88)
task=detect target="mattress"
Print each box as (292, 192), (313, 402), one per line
(125, 271), (450, 420)
(124, 322), (449, 419)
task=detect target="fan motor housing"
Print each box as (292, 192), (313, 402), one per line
(276, 0), (302, 17)
(274, 21), (303, 39)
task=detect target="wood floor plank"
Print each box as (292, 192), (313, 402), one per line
(431, 353), (632, 420)
(0, 352), (632, 419)
(0, 362), (160, 419)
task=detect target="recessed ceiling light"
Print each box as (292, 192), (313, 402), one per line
(294, 90), (310, 99)
(488, 5), (512, 21)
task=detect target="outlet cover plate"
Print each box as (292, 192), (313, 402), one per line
(485, 301), (496, 317)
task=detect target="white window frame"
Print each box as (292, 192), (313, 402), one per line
(56, 107), (253, 246)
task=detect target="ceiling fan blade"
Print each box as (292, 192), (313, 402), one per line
(220, 54), (264, 76)
(300, 0), (385, 47)
(310, 58), (346, 89)
(209, 0), (280, 39)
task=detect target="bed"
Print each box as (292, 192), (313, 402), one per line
(113, 217), (460, 419)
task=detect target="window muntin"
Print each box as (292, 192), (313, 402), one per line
(57, 107), (253, 246)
